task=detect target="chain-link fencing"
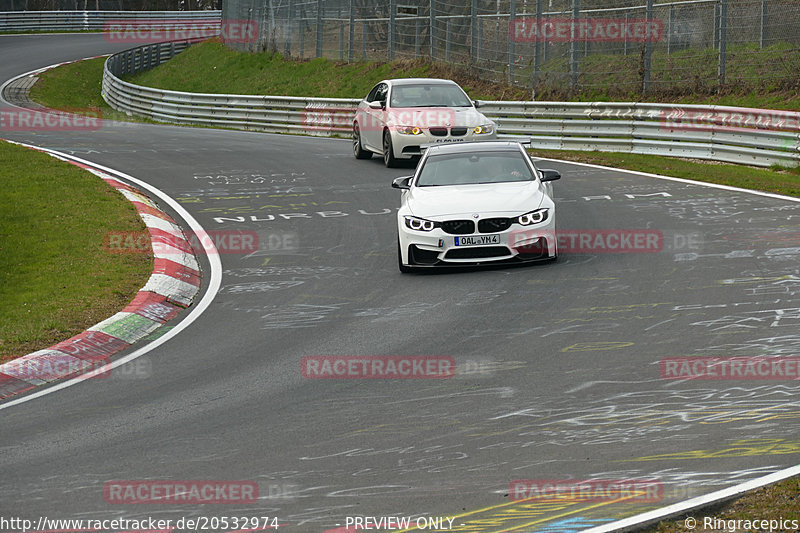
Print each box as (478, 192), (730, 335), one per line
(221, 0), (800, 98)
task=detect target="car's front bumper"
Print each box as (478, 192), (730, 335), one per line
(391, 129), (498, 159)
(398, 217), (557, 268)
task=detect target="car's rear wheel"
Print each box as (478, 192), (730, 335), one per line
(398, 241), (412, 273)
(383, 130), (399, 168)
(353, 122), (372, 159)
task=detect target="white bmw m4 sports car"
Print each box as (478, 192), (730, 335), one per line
(391, 141), (560, 272)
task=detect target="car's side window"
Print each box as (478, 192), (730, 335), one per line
(366, 83), (382, 102)
(374, 83), (388, 105)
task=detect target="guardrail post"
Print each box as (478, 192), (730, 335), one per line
(642, 0), (653, 93)
(508, 0), (516, 84)
(430, 0), (436, 60)
(718, 0), (727, 86)
(315, 0), (322, 57)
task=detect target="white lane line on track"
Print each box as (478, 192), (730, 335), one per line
(532, 156), (800, 204)
(0, 144), (223, 411)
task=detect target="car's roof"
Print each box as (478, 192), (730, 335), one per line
(384, 78), (460, 87)
(424, 141), (527, 155)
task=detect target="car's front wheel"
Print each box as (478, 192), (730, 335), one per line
(383, 130), (399, 168)
(353, 122), (372, 159)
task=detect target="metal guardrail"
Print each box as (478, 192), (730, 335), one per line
(0, 10), (221, 32)
(102, 40), (800, 168)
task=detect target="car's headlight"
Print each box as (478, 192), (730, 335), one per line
(397, 126), (424, 135)
(473, 124), (494, 135)
(404, 216), (438, 231)
(517, 208), (549, 226)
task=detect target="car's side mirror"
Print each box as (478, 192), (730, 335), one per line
(368, 101), (383, 110)
(392, 176), (413, 189)
(473, 100), (483, 108)
(540, 169), (561, 182)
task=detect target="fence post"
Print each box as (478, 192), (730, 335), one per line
(477, 17), (483, 62)
(534, 0), (542, 86)
(471, 0), (477, 66)
(348, 0), (355, 61)
(760, 0), (767, 48)
(642, 0), (653, 93)
(624, 12), (629, 55)
(430, 0), (436, 60)
(569, 0), (579, 89)
(362, 20), (367, 60)
(389, 0), (396, 60)
(415, 18), (421, 57)
(718, 0), (727, 86)
(445, 18), (451, 62)
(285, 0), (293, 56)
(300, 18), (305, 57)
(340, 21), (345, 60)
(667, 5), (673, 54)
(508, 0), (516, 84)
(315, 0), (322, 58)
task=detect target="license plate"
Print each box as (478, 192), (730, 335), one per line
(434, 139), (465, 143)
(455, 235), (501, 246)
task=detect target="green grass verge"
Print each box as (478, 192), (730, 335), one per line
(0, 140), (152, 363)
(29, 56), (151, 124)
(644, 475), (800, 532)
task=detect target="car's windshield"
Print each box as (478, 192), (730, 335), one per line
(390, 84), (473, 108)
(416, 152), (535, 187)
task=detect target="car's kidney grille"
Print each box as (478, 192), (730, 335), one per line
(450, 127), (468, 136)
(478, 218), (511, 233)
(441, 220), (475, 234)
(446, 247), (511, 259)
(429, 127), (447, 137)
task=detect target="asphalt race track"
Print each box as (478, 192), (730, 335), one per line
(2, 34), (800, 533)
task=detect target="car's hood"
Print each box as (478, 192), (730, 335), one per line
(407, 182), (544, 218)
(386, 107), (492, 127)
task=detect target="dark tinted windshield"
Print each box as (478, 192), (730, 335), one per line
(416, 152), (535, 187)
(390, 84), (472, 108)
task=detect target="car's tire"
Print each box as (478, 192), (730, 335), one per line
(398, 241), (412, 273)
(353, 122), (372, 160)
(383, 130), (399, 168)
